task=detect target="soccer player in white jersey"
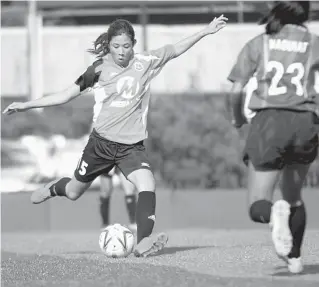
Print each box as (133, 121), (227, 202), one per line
(4, 16), (228, 257)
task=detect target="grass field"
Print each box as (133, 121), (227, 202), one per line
(2, 189), (319, 287)
(2, 229), (319, 287)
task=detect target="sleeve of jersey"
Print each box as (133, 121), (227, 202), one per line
(74, 59), (102, 92)
(148, 45), (176, 70)
(310, 36), (319, 101)
(228, 41), (258, 86)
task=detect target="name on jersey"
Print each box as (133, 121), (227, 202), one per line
(269, 39), (309, 53)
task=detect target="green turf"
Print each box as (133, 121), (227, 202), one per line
(2, 229), (319, 287)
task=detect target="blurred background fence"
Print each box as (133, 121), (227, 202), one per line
(1, 1), (319, 190)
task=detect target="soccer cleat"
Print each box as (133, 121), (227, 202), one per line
(134, 232), (168, 258)
(287, 257), (303, 274)
(30, 179), (60, 204)
(270, 200), (293, 257)
(278, 255), (303, 274)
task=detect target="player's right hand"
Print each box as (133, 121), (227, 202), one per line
(205, 14), (228, 35)
(3, 102), (29, 115)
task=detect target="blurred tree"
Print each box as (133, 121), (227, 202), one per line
(148, 94), (247, 189)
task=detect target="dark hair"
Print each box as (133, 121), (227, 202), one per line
(259, 1), (310, 35)
(88, 19), (135, 58)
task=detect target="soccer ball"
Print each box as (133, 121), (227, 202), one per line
(99, 223), (135, 258)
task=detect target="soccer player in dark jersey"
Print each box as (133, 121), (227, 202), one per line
(227, 1), (318, 273)
(3, 16), (228, 257)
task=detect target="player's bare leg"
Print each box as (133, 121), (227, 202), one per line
(31, 176), (92, 204)
(276, 163), (310, 274)
(246, 162), (293, 256)
(247, 162), (280, 220)
(99, 174), (113, 228)
(127, 169), (168, 257)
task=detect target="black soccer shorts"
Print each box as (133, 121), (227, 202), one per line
(243, 109), (318, 170)
(74, 129), (152, 183)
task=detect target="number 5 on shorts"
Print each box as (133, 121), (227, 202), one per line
(78, 160), (88, 175)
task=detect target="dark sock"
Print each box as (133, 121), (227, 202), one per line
(249, 199), (272, 223)
(100, 196), (111, 226)
(288, 203), (306, 258)
(136, 191), (156, 243)
(125, 195), (137, 224)
(49, 177), (71, 197)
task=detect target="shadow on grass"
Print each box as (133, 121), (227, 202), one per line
(64, 245), (215, 257)
(150, 245), (216, 257)
(64, 251), (101, 255)
(273, 263), (319, 276)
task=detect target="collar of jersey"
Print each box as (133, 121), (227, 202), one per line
(283, 24), (308, 32)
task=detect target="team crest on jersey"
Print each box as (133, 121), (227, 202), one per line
(134, 62), (144, 72)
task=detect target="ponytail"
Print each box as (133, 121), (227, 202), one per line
(259, 1), (310, 35)
(259, 13), (283, 35)
(88, 32), (109, 58)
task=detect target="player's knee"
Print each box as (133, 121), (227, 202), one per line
(136, 179), (156, 193)
(66, 191), (80, 201)
(128, 169), (156, 192)
(249, 200), (272, 223)
(65, 186), (83, 201)
(100, 184), (113, 198)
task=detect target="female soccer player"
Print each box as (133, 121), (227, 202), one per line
(3, 16), (227, 257)
(228, 1), (318, 273)
(87, 96), (138, 231)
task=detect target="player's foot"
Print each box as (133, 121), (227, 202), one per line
(30, 179), (59, 204)
(134, 232), (168, 258)
(128, 223), (137, 233)
(270, 200), (292, 257)
(278, 255), (303, 274)
(287, 257), (303, 274)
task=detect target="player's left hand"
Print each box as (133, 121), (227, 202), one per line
(205, 14), (228, 35)
(3, 102), (29, 115)
(231, 116), (247, 129)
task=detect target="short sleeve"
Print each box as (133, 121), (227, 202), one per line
(228, 38), (260, 86)
(308, 34), (319, 103)
(147, 45), (176, 70)
(75, 59), (103, 92)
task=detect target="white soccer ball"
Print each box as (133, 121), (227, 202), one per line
(99, 223), (135, 258)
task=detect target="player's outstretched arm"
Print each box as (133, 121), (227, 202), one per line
(3, 84), (81, 115)
(171, 14), (228, 58)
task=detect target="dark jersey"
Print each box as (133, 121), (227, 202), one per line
(228, 25), (319, 116)
(75, 45), (176, 144)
